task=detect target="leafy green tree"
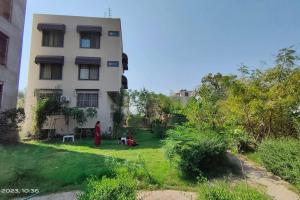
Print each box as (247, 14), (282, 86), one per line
(185, 47), (300, 143)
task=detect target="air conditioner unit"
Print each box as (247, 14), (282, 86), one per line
(60, 96), (70, 103)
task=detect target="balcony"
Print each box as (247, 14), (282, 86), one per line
(122, 53), (128, 70)
(122, 75), (128, 89)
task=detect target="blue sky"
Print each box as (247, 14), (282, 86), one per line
(19, 0), (300, 94)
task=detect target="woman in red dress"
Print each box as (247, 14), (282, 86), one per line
(94, 121), (101, 147)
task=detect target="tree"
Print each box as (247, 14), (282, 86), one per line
(185, 47), (300, 142)
(128, 89), (186, 127)
(17, 89), (26, 109)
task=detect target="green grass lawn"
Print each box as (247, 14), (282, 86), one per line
(0, 130), (194, 199)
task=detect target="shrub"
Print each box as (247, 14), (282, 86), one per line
(226, 127), (257, 153)
(126, 114), (145, 127)
(257, 138), (300, 191)
(0, 108), (25, 143)
(104, 157), (159, 188)
(164, 125), (228, 178)
(151, 119), (167, 138)
(198, 181), (270, 200)
(170, 113), (187, 125)
(32, 98), (61, 135)
(78, 172), (137, 200)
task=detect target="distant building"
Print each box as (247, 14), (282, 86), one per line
(24, 14), (128, 134)
(0, 0), (26, 111)
(172, 89), (194, 105)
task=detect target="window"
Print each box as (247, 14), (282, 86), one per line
(40, 64), (62, 80)
(80, 32), (100, 48)
(37, 89), (62, 101)
(79, 65), (99, 80)
(42, 30), (64, 47)
(185, 92), (189, 97)
(0, 0), (12, 21)
(0, 32), (9, 66)
(108, 31), (119, 37)
(0, 83), (3, 108)
(77, 90), (98, 107)
(107, 61), (119, 67)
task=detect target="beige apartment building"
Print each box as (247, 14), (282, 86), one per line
(24, 14), (128, 134)
(0, 0), (26, 111)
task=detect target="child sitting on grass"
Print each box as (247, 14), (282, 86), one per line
(127, 131), (138, 146)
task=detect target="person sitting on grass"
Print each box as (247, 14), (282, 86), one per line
(127, 131), (138, 146)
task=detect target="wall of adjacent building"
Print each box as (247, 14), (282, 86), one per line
(24, 14), (124, 134)
(0, 0), (26, 111)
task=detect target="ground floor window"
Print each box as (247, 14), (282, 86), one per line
(37, 89), (62, 101)
(76, 90), (98, 108)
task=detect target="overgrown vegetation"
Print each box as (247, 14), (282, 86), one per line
(164, 125), (228, 178)
(127, 88), (186, 138)
(78, 172), (137, 200)
(257, 138), (300, 191)
(198, 181), (270, 200)
(185, 47), (300, 142)
(0, 108), (25, 143)
(112, 89), (127, 138)
(32, 97), (62, 135)
(79, 156), (161, 200)
(32, 97), (97, 138)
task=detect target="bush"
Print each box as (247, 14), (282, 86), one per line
(78, 172), (137, 200)
(104, 157), (159, 189)
(32, 98), (61, 135)
(198, 181), (270, 200)
(164, 125), (228, 178)
(257, 138), (300, 191)
(170, 113), (187, 125)
(0, 108), (25, 143)
(226, 127), (257, 153)
(126, 115), (145, 127)
(151, 119), (167, 138)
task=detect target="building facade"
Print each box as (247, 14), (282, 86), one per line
(24, 14), (128, 134)
(172, 89), (193, 105)
(0, 0), (26, 111)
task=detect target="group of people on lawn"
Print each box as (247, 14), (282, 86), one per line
(94, 121), (137, 147)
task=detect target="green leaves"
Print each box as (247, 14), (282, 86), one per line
(185, 47), (300, 142)
(258, 138), (300, 191)
(164, 125), (228, 178)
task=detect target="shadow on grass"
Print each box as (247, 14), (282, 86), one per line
(178, 155), (243, 184)
(204, 156), (243, 180)
(0, 143), (124, 200)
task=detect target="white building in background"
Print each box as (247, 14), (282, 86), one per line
(24, 14), (128, 134)
(0, 0), (26, 111)
(172, 89), (194, 105)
